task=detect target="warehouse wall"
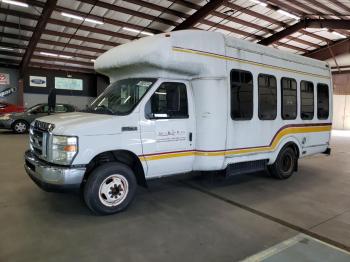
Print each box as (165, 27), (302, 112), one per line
(0, 66), (108, 109)
(332, 73), (350, 130)
(0, 67), (20, 104)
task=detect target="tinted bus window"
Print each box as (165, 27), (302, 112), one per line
(281, 77), (297, 120)
(317, 84), (329, 120)
(258, 74), (277, 120)
(231, 69), (253, 120)
(300, 81), (314, 120)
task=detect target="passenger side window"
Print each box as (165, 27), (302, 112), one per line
(300, 81), (314, 120)
(55, 105), (68, 113)
(147, 82), (188, 119)
(317, 84), (329, 120)
(281, 77), (297, 120)
(231, 69), (253, 120)
(258, 74), (277, 120)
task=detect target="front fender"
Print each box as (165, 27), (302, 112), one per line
(72, 133), (143, 165)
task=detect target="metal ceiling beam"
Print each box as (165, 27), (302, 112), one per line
(0, 50), (22, 57)
(78, 0), (178, 27)
(19, 0), (57, 76)
(173, 0), (323, 50)
(0, 32), (31, 42)
(53, 4), (160, 35)
(259, 19), (350, 46)
(0, 58), (20, 66)
(35, 47), (97, 60)
(329, 0), (350, 13)
(305, 39), (350, 60)
(0, 17), (118, 48)
(173, 0), (225, 31)
(38, 39), (106, 54)
(29, 62), (95, 74)
(268, 0), (350, 36)
(32, 55), (93, 67)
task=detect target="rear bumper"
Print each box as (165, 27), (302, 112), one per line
(24, 150), (86, 192)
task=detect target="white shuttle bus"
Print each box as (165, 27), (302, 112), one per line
(24, 30), (332, 215)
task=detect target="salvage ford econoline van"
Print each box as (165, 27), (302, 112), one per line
(24, 30), (332, 215)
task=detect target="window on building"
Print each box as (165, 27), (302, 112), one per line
(281, 77), (297, 120)
(258, 74), (277, 120)
(317, 84), (329, 120)
(231, 69), (253, 120)
(300, 81), (314, 120)
(148, 82), (188, 119)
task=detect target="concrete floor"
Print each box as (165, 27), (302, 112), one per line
(0, 130), (349, 262)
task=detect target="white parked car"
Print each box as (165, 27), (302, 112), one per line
(24, 30), (332, 215)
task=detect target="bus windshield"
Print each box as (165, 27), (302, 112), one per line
(89, 78), (157, 115)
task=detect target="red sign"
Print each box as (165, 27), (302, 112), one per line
(0, 73), (9, 85)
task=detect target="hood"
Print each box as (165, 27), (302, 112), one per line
(10, 111), (29, 118)
(36, 112), (122, 136)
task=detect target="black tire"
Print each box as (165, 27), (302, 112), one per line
(84, 162), (137, 215)
(12, 120), (29, 134)
(269, 146), (297, 179)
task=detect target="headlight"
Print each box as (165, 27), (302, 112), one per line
(51, 135), (78, 165)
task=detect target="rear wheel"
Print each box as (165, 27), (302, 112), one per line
(269, 146), (297, 179)
(12, 120), (28, 134)
(84, 162), (137, 215)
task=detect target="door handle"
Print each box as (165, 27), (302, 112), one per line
(189, 132), (193, 142)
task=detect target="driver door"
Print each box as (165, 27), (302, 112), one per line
(140, 81), (195, 178)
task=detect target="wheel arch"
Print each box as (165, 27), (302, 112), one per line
(11, 119), (29, 132)
(270, 136), (301, 164)
(83, 150), (147, 188)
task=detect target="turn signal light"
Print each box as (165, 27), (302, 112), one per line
(63, 145), (77, 152)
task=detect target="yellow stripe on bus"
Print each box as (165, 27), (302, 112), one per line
(172, 47), (330, 80)
(139, 125), (332, 161)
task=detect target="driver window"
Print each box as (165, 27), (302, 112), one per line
(147, 82), (188, 119)
(43, 105), (49, 113)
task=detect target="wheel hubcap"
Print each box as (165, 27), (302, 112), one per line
(281, 154), (293, 173)
(98, 174), (129, 207)
(15, 122), (26, 133)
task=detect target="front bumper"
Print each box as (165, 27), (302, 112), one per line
(24, 150), (86, 192)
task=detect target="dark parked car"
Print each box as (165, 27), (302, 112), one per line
(0, 101), (25, 115)
(0, 103), (75, 134)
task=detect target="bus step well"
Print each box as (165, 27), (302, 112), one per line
(226, 159), (268, 176)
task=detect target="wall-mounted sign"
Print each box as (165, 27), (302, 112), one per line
(0, 87), (17, 98)
(30, 76), (47, 87)
(0, 73), (10, 85)
(55, 77), (83, 91)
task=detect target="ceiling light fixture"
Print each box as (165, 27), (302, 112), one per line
(59, 55), (72, 59)
(250, 0), (267, 7)
(40, 52), (58, 57)
(85, 18), (104, 25)
(61, 12), (84, 20)
(61, 12), (104, 25)
(277, 9), (300, 20)
(331, 31), (347, 39)
(0, 47), (15, 51)
(123, 27), (154, 36)
(1, 0), (29, 8)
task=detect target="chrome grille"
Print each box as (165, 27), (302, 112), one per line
(30, 121), (51, 160)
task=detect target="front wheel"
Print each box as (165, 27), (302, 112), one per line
(84, 162), (137, 215)
(268, 146), (297, 179)
(12, 120), (28, 134)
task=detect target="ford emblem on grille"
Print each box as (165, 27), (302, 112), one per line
(34, 120), (55, 132)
